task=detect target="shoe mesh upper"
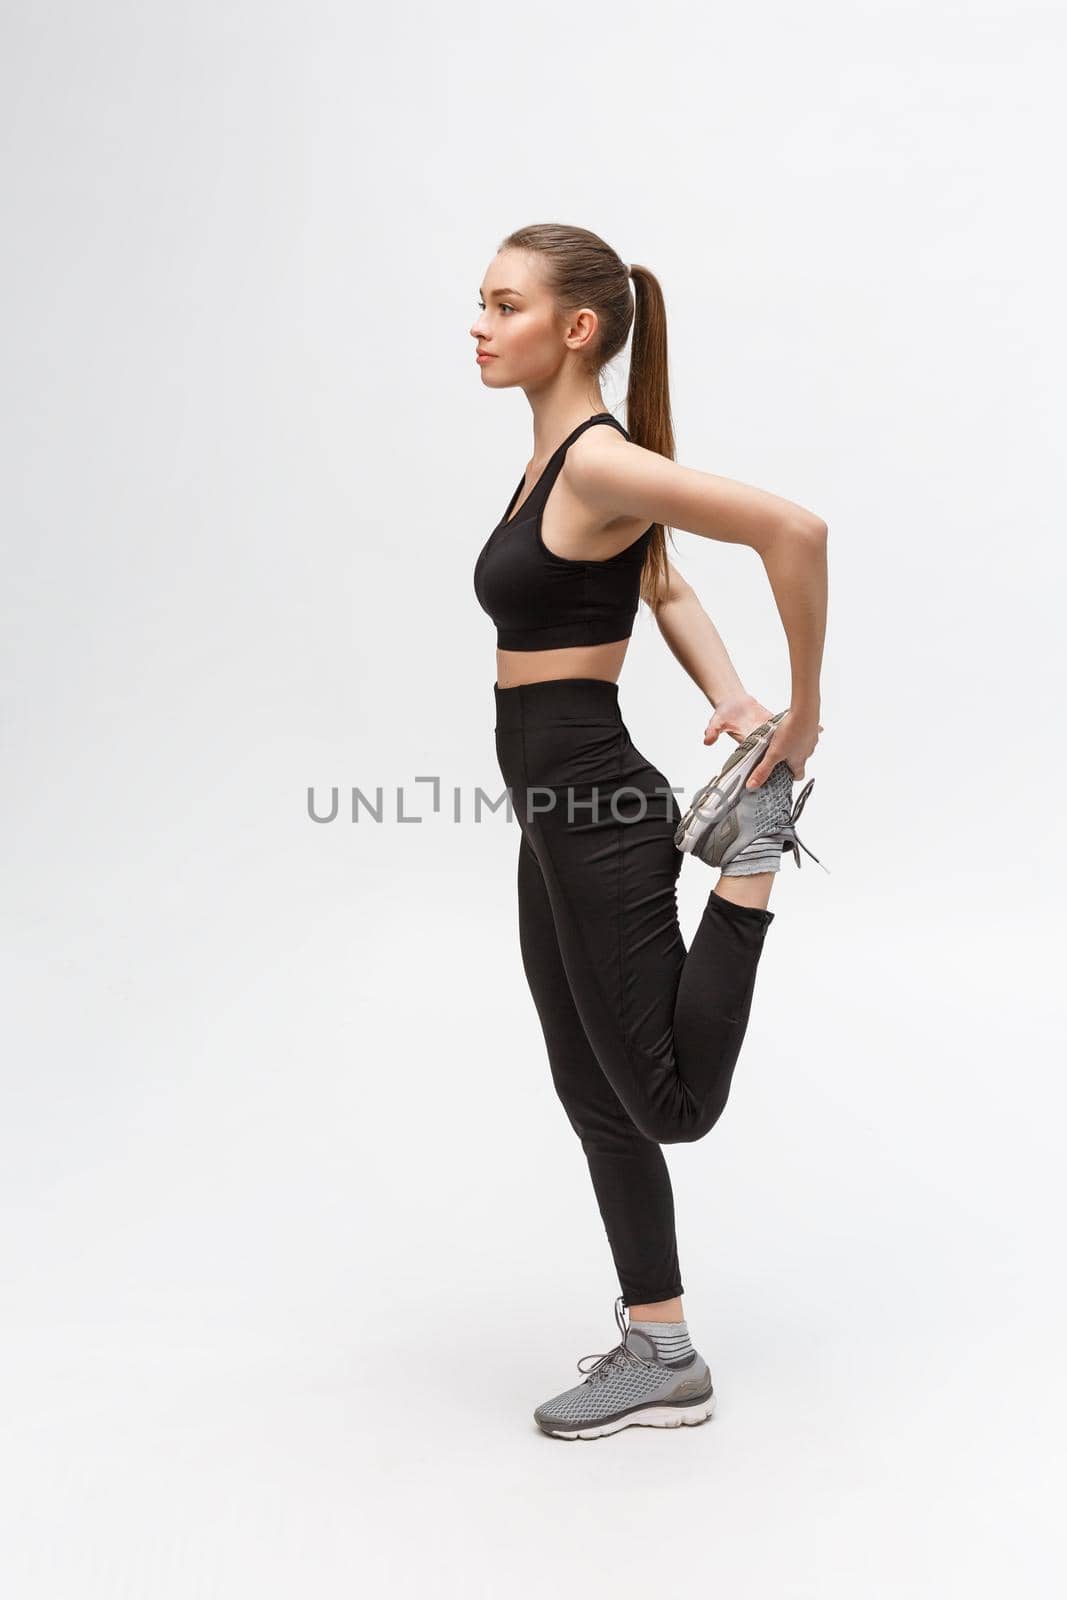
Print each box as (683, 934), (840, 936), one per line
(747, 761), (794, 837)
(537, 1357), (678, 1425)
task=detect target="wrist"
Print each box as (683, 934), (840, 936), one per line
(706, 681), (751, 710)
(790, 699), (821, 721)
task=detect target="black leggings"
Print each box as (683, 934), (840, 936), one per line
(493, 676), (776, 1307)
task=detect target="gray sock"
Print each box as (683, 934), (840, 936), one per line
(628, 1318), (695, 1365)
(720, 837), (783, 876)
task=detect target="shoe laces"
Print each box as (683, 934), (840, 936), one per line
(753, 773), (831, 874)
(575, 1294), (660, 1386)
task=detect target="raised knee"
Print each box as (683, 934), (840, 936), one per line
(637, 1093), (729, 1146)
(632, 1109), (702, 1146)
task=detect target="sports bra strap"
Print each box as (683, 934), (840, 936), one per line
(503, 413), (628, 526)
(549, 413), (627, 477)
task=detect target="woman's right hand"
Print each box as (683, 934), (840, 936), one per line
(747, 707), (824, 785)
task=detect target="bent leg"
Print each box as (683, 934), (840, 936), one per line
(516, 828), (684, 1306)
(526, 788), (775, 1146)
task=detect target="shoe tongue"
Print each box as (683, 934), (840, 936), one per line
(625, 1328), (660, 1363)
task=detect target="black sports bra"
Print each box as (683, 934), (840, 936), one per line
(473, 413), (654, 651)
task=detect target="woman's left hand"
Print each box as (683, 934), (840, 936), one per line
(703, 694), (775, 746)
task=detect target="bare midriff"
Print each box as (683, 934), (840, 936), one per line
(494, 638), (630, 688)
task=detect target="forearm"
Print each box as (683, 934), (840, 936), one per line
(652, 572), (747, 708)
(760, 520), (828, 713)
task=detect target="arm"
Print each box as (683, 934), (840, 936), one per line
(651, 562), (746, 706)
(651, 562), (776, 743)
(760, 518), (827, 721)
(569, 434), (829, 715)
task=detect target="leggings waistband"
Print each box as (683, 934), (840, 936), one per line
(493, 677), (623, 731)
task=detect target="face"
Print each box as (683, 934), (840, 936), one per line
(470, 249), (598, 390)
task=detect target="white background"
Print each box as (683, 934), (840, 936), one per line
(3, 1), (1065, 1595)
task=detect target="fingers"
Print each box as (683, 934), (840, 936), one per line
(749, 759), (806, 787)
(747, 733), (777, 787)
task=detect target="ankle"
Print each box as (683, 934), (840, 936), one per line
(713, 872), (774, 912)
(626, 1296), (684, 1322)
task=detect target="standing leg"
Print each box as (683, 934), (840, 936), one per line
(516, 827), (684, 1308)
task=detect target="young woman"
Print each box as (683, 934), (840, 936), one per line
(471, 223), (829, 1441)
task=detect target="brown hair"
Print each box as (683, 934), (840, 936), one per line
(499, 222), (677, 609)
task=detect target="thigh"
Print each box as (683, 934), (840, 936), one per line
(524, 753), (687, 1078)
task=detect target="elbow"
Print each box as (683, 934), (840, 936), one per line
(791, 513), (828, 542)
(760, 514), (827, 561)
(649, 565), (692, 616)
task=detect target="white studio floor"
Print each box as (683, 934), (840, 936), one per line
(3, 845), (1062, 1600)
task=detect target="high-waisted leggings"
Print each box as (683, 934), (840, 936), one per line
(493, 676), (776, 1307)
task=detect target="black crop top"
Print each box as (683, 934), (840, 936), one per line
(473, 413), (654, 651)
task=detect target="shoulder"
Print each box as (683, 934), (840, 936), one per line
(562, 419), (657, 522)
(561, 418), (630, 489)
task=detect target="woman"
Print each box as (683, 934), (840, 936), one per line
(471, 223), (829, 1441)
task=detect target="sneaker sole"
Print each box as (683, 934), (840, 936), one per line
(674, 711), (788, 856)
(535, 1389), (716, 1441)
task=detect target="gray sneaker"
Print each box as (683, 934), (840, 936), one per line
(696, 762), (828, 873)
(675, 712), (828, 874)
(533, 1295), (716, 1441)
